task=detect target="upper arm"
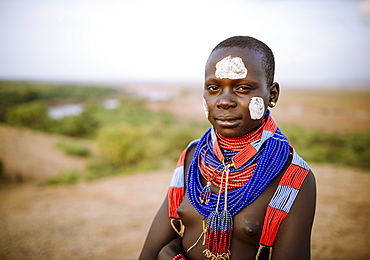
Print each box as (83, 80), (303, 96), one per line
(139, 195), (178, 260)
(272, 170), (317, 260)
(184, 144), (197, 189)
(139, 143), (197, 259)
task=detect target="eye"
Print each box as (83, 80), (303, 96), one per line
(207, 85), (219, 92)
(235, 85), (251, 93)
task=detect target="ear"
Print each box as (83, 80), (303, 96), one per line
(268, 82), (280, 108)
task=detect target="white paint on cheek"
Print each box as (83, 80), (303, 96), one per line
(249, 97), (265, 120)
(203, 97), (209, 118)
(215, 56), (247, 79)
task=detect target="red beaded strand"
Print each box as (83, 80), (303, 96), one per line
(200, 125), (264, 190)
(173, 253), (187, 260)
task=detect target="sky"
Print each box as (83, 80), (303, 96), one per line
(0, 0), (370, 88)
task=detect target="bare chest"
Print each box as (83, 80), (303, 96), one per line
(177, 178), (279, 259)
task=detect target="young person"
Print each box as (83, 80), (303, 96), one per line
(139, 36), (316, 260)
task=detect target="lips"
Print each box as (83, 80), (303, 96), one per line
(215, 115), (241, 127)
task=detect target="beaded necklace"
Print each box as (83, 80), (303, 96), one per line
(187, 112), (289, 216)
(167, 111), (310, 260)
(186, 111), (291, 259)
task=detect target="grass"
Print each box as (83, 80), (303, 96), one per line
(42, 125), (368, 185)
(56, 141), (91, 157)
(42, 170), (83, 185)
(0, 80), (117, 107)
(2, 81), (369, 185)
(281, 125), (370, 170)
(85, 159), (164, 181)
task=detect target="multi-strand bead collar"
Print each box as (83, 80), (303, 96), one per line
(186, 111), (291, 259)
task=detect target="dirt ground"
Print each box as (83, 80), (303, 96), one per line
(0, 164), (369, 260)
(0, 85), (369, 259)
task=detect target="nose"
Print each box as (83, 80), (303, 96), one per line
(216, 89), (236, 110)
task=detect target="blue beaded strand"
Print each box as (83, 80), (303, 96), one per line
(186, 121), (291, 218)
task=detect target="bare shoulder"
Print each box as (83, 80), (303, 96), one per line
(272, 169), (316, 260)
(297, 169), (316, 210)
(184, 142), (198, 178)
(185, 142), (197, 167)
(285, 168), (316, 226)
(304, 169), (316, 189)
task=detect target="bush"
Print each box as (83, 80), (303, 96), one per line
(55, 112), (99, 138)
(95, 124), (166, 167)
(280, 125), (370, 169)
(56, 141), (91, 157)
(42, 170), (83, 185)
(0, 80), (118, 123)
(161, 121), (208, 161)
(5, 101), (50, 130)
(0, 85), (39, 107)
(0, 81), (117, 106)
(87, 162), (122, 180)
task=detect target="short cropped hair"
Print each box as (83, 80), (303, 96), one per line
(211, 36), (275, 86)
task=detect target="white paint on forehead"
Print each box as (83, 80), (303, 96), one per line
(249, 97), (265, 120)
(215, 56), (247, 79)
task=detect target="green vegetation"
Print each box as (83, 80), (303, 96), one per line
(56, 141), (91, 157)
(86, 160), (155, 181)
(42, 170), (83, 185)
(0, 80), (117, 106)
(1, 80), (208, 182)
(96, 124), (162, 166)
(1, 80), (368, 185)
(51, 112), (99, 138)
(5, 101), (50, 130)
(281, 125), (370, 170)
(0, 80), (117, 123)
(92, 120), (207, 176)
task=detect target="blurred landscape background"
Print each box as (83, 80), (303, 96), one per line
(0, 0), (369, 259)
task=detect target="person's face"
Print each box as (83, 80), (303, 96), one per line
(203, 47), (279, 138)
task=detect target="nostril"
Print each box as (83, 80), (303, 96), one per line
(217, 98), (237, 109)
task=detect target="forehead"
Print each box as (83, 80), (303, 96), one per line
(206, 47), (264, 77)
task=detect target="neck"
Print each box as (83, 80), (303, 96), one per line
(215, 109), (270, 141)
(215, 118), (267, 151)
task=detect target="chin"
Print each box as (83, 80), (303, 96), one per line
(216, 128), (243, 138)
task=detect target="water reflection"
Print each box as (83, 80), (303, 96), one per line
(48, 99), (120, 119)
(103, 99), (120, 110)
(48, 104), (84, 119)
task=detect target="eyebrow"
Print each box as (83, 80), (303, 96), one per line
(204, 77), (256, 85)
